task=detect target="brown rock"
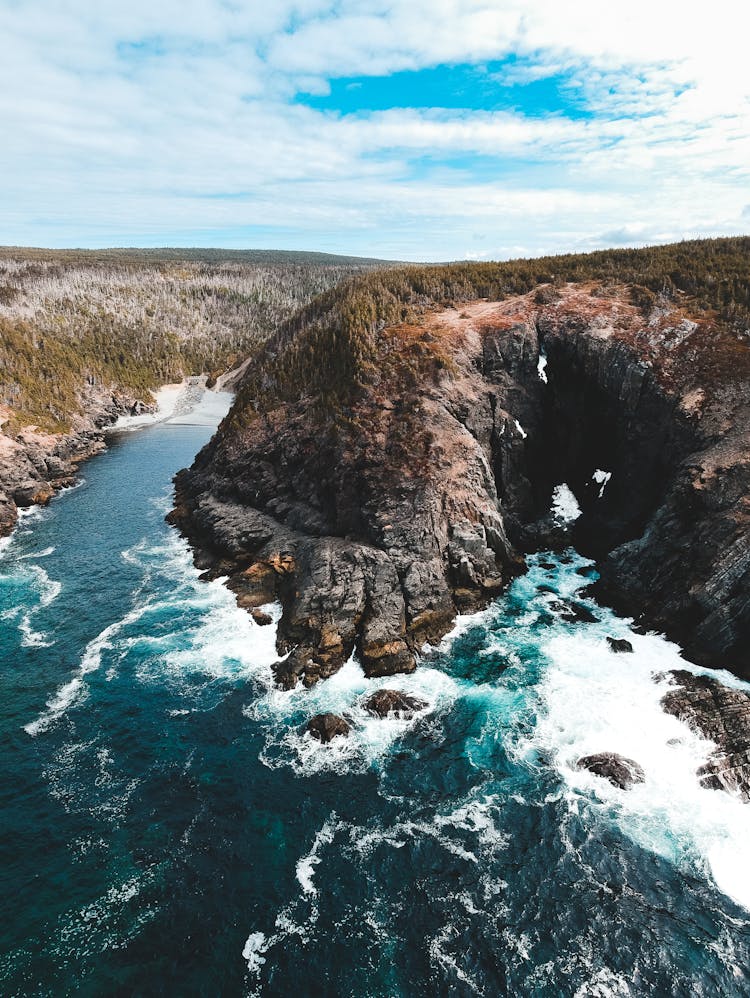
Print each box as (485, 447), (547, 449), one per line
(363, 688), (428, 719)
(306, 713), (350, 743)
(576, 753), (645, 789)
(662, 670), (750, 801)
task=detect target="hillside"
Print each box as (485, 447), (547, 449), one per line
(0, 247), (386, 537)
(0, 247), (388, 434)
(171, 237), (750, 684)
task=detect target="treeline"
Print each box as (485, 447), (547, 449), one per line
(0, 250), (382, 431)
(233, 236), (750, 420)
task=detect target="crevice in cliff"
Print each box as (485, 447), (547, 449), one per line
(493, 320), (695, 562)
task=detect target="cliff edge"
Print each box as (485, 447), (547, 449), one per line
(171, 276), (750, 685)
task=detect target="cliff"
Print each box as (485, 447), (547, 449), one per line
(171, 263), (750, 685)
(0, 247), (384, 536)
(0, 385), (152, 536)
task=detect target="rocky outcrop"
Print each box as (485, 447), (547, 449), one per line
(307, 713), (350, 742)
(0, 386), (154, 538)
(607, 637), (634, 654)
(362, 689), (428, 718)
(576, 753), (646, 789)
(662, 670), (750, 800)
(171, 283), (750, 687)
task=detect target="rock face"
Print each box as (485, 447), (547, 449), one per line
(171, 283), (750, 686)
(0, 385), (154, 538)
(576, 753), (646, 789)
(306, 713), (350, 743)
(362, 689), (428, 718)
(662, 670), (750, 800)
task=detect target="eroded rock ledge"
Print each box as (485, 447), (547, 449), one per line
(662, 670), (750, 800)
(0, 386), (154, 537)
(170, 284), (750, 687)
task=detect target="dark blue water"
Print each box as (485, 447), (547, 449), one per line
(2, 410), (750, 997)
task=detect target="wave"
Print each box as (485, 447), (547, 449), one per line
(24, 602), (151, 736)
(18, 613), (53, 648)
(514, 558), (750, 913)
(254, 655), (460, 776)
(18, 545), (55, 559)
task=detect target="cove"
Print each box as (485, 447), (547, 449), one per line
(1, 394), (750, 996)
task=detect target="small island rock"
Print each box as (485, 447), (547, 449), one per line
(363, 689), (428, 719)
(577, 752), (645, 789)
(607, 637), (634, 653)
(306, 713), (350, 743)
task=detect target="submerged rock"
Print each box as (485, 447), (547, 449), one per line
(306, 713), (350, 743)
(661, 670), (750, 801)
(363, 689), (428, 719)
(607, 637), (634, 653)
(548, 599), (599, 624)
(576, 752), (645, 789)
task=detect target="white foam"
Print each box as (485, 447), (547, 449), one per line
(526, 623), (750, 911)
(429, 924), (482, 992)
(28, 564), (62, 607)
(24, 602), (151, 736)
(18, 614), (53, 648)
(254, 655), (458, 776)
(241, 932), (268, 973)
(537, 351), (548, 384)
(574, 968), (633, 997)
(18, 545), (55, 559)
(514, 419), (528, 439)
(115, 531), (285, 696)
(551, 483), (582, 523)
(296, 818), (337, 897)
(17, 506), (43, 521)
(592, 468), (612, 498)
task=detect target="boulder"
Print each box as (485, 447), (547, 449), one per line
(576, 752), (645, 789)
(362, 688), (428, 719)
(306, 713), (350, 743)
(607, 636), (633, 653)
(548, 598), (599, 623)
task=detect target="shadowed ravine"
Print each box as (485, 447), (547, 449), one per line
(1, 396), (750, 995)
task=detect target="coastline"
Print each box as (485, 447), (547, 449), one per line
(0, 377), (229, 540)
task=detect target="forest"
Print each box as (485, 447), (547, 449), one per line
(0, 248), (384, 431)
(232, 236), (750, 420)
(2, 239), (748, 434)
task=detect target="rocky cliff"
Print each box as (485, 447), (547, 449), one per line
(171, 280), (750, 686)
(0, 385), (152, 537)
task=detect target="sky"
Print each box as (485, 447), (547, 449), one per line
(1, 0), (749, 261)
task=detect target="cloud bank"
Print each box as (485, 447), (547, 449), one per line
(1, 1), (748, 258)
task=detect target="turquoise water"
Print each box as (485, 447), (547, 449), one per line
(2, 412), (750, 996)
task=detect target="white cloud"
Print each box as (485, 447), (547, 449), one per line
(0, 0), (748, 257)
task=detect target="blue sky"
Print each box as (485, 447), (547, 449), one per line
(1, 1), (749, 260)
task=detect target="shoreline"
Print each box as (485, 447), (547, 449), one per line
(0, 377), (231, 541)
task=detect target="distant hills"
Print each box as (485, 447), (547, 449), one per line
(0, 247), (385, 432)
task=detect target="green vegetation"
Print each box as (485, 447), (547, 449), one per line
(234, 237), (750, 421)
(2, 238), (747, 434)
(0, 249), (384, 431)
